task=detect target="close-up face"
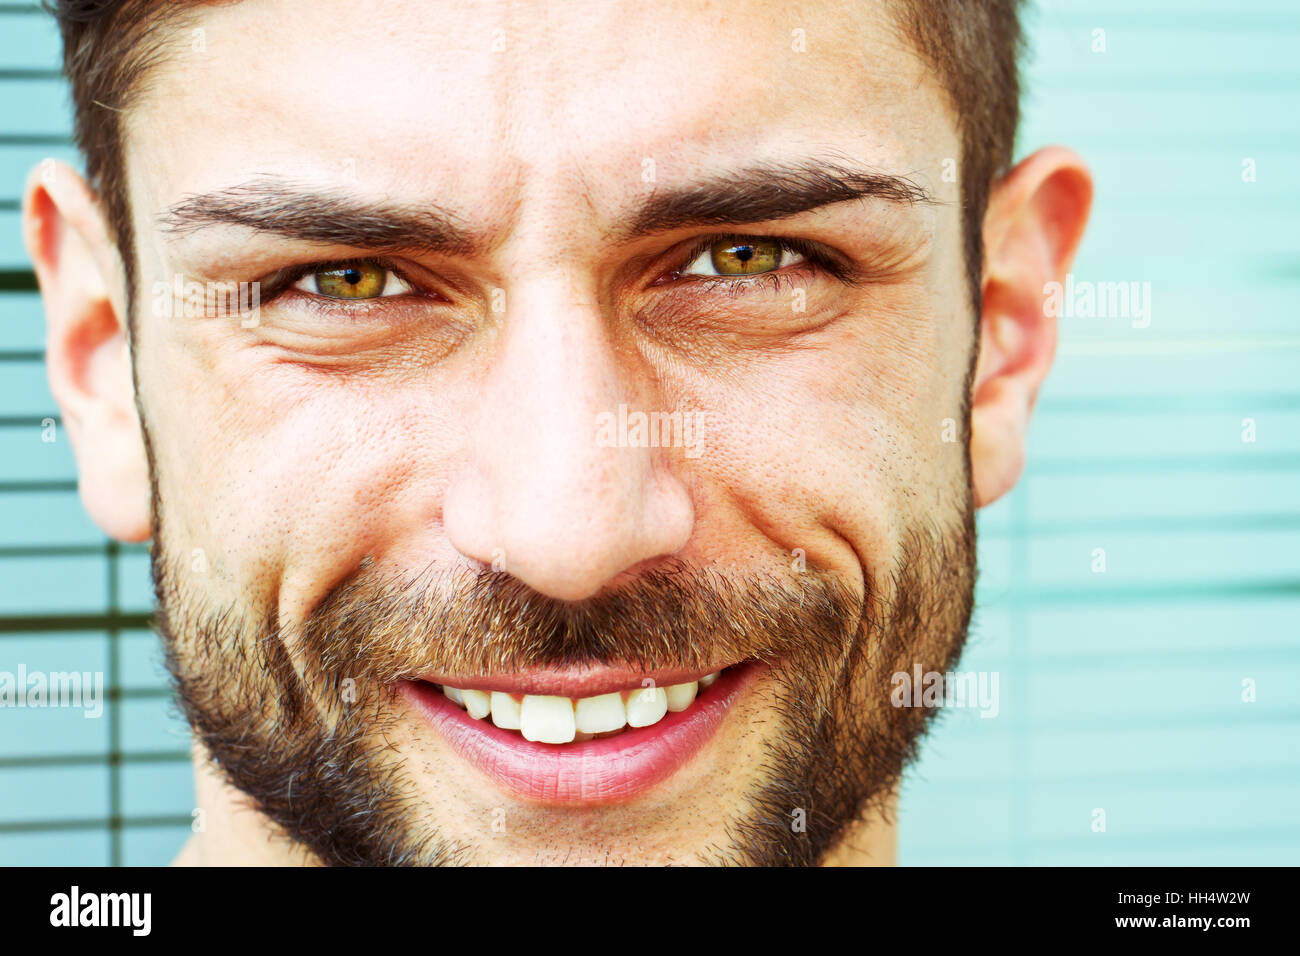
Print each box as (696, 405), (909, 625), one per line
(23, 0), (1092, 866)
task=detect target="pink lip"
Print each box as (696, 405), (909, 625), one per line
(399, 662), (762, 805)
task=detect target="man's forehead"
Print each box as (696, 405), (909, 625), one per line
(127, 0), (953, 239)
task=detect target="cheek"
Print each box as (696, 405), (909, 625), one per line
(670, 283), (969, 573)
(139, 344), (474, 609)
(654, 338), (927, 576)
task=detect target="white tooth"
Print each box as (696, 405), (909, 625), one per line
(520, 695), (577, 744)
(490, 692), (522, 730)
(575, 692), (627, 734)
(442, 686), (465, 707)
(699, 671), (720, 689)
(664, 681), (698, 712)
(626, 685), (669, 727)
(461, 688), (491, 720)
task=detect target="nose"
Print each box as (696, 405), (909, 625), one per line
(442, 277), (695, 601)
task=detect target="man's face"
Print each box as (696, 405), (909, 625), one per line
(123, 0), (976, 864)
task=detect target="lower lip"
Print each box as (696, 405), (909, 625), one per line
(400, 663), (761, 805)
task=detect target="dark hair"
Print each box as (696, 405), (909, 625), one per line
(895, 0), (1026, 311)
(47, 0), (1024, 320)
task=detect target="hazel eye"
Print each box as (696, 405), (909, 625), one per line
(293, 261), (413, 300)
(680, 237), (806, 278)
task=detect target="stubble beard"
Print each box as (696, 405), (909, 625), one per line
(151, 503), (974, 866)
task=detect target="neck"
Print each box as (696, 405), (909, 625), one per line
(173, 744), (318, 867)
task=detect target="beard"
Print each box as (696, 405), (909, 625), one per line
(152, 499), (975, 866)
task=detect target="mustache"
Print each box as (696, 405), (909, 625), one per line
(291, 559), (865, 686)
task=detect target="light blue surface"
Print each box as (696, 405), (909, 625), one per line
(901, 1), (1300, 864)
(1, 0), (1297, 865)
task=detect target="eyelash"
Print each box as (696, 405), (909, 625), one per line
(258, 234), (849, 310)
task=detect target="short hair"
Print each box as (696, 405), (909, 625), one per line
(47, 0), (1023, 321)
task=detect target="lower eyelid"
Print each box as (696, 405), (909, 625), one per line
(268, 290), (439, 327)
(685, 268), (810, 298)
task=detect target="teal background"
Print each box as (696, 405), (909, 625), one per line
(2, 0), (1297, 865)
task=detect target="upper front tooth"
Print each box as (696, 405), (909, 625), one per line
(575, 692), (627, 734)
(520, 695), (577, 744)
(699, 671), (720, 689)
(664, 681), (698, 712)
(491, 691), (522, 730)
(626, 685), (669, 727)
(452, 679), (702, 738)
(461, 688), (491, 719)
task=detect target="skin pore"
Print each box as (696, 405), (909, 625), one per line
(23, 0), (1091, 865)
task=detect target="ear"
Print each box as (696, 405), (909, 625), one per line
(970, 146), (1093, 508)
(22, 160), (151, 542)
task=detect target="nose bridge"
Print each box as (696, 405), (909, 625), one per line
(444, 270), (694, 600)
(492, 274), (623, 502)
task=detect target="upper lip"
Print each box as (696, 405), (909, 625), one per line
(412, 663), (738, 699)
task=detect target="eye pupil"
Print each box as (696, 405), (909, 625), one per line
(343, 268), (362, 284)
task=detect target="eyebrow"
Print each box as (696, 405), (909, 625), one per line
(618, 157), (934, 239)
(158, 159), (934, 254)
(159, 180), (482, 257)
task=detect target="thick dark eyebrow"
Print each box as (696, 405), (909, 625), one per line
(619, 158), (935, 240)
(157, 159), (933, 257)
(158, 179), (483, 258)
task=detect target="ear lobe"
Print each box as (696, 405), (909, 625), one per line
(22, 160), (152, 543)
(970, 146), (1093, 508)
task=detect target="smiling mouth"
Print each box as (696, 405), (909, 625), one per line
(426, 669), (726, 744)
(400, 662), (760, 804)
